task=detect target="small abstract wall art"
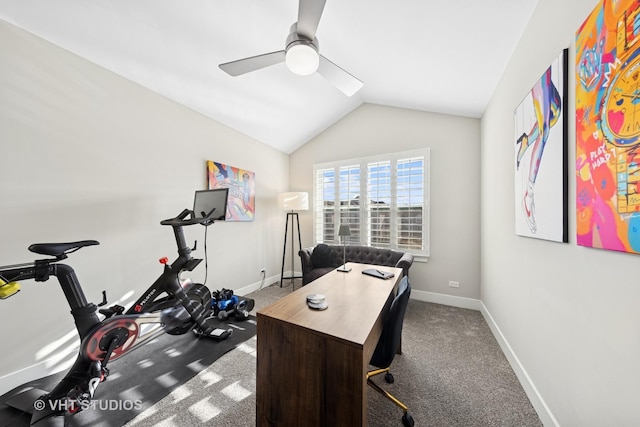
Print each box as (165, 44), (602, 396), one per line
(206, 160), (255, 222)
(576, 0), (640, 254)
(514, 49), (569, 242)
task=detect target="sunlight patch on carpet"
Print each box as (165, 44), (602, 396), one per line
(189, 397), (221, 422)
(221, 381), (252, 401)
(200, 370), (223, 387)
(236, 341), (256, 356)
(169, 384), (192, 403)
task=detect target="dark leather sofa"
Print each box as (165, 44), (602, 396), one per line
(298, 244), (414, 285)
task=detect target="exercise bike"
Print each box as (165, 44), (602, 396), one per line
(0, 206), (232, 426)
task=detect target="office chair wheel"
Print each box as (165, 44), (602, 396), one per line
(385, 372), (394, 384)
(402, 412), (414, 427)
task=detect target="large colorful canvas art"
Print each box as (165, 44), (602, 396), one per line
(576, 0), (640, 254)
(206, 160), (255, 222)
(514, 49), (568, 242)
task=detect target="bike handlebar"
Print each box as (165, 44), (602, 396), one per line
(159, 208), (218, 227)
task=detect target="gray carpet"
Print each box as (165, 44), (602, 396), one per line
(125, 280), (542, 427)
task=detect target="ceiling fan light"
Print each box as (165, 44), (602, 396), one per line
(285, 43), (319, 76)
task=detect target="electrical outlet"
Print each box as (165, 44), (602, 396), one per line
(448, 280), (460, 288)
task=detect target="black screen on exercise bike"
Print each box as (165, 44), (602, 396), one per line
(193, 188), (229, 221)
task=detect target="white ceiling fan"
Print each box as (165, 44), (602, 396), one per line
(219, 0), (363, 97)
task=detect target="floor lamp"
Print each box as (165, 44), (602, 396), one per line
(279, 192), (308, 288)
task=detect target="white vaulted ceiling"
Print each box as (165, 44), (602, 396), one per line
(0, 0), (539, 153)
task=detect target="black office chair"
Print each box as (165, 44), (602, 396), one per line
(367, 276), (414, 427)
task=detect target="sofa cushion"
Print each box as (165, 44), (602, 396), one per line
(311, 243), (334, 268)
(343, 246), (402, 266)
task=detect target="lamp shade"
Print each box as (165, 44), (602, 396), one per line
(338, 224), (351, 237)
(279, 192), (309, 211)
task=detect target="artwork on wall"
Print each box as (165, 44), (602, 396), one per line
(576, 0), (640, 254)
(206, 160), (255, 221)
(514, 49), (569, 242)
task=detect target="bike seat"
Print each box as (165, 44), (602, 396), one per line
(29, 240), (100, 257)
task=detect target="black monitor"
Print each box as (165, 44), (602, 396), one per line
(193, 188), (229, 221)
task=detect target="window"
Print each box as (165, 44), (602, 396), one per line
(313, 149), (429, 257)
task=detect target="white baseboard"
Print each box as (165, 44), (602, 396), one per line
(410, 289), (483, 311)
(479, 302), (558, 427)
(234, 274), (281, 296)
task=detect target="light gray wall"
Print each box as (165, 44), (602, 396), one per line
(0, 20), (288, 388)
(289, 104), (481, 300)
(482, 0), (639, 425)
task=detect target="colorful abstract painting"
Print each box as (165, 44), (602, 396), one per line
(514, 49), (568, 242)
(576, 0), (640, 254)
(206, 160), (255, 221)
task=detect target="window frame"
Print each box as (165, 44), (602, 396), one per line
(312, 148), (430, 258)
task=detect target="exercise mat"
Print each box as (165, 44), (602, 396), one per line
(0, 316), (256, 427)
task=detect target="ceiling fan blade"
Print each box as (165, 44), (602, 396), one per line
(297, 0), (327, 40)
(317, 55), (363, 97)
(219, 51), (286, 76)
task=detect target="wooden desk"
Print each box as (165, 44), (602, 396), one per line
(256, 262), (402, 427)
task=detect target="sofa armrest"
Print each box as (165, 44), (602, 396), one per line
(298, 247), (315, 275)
(395, 252), (414, 277)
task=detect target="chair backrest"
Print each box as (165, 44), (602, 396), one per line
(369, 276), (412, 369)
